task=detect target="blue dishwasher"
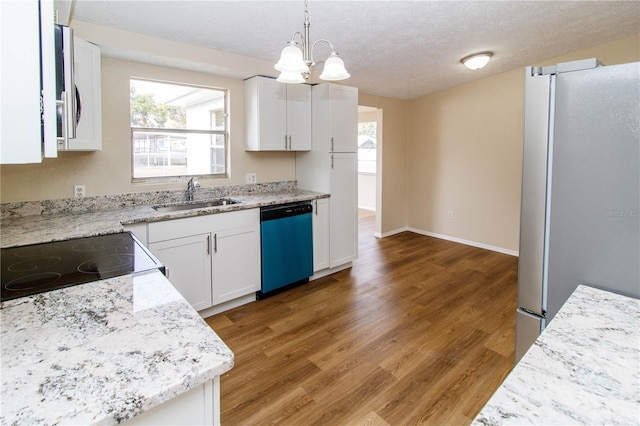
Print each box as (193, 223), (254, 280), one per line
(259, 201), (313, 298)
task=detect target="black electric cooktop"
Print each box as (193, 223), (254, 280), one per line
(1, 232), (164, 302)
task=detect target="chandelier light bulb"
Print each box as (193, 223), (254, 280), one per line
(319, 53), (350, 81)
(275, 42), (308, 73)
(276, 71), (306, 84)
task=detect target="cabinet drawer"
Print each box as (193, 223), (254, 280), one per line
(148, 208), (259, 243)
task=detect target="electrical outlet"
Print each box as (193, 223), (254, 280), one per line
(74, 185), (86, 198)
(245, 173), (257, 184)
(447, 210), (454, 219)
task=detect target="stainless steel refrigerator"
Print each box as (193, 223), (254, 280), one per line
(516, 59), (640, 363)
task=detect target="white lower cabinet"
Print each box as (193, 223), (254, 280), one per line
(146, 209), (260, 313)
(329, 153), (358, 267)
(124, 377), (220, 426)
(211, 224), (261, 305)
(312, 198), (330, 272)
(149, 234), (212, 311)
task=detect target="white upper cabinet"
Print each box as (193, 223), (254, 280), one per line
(58, 36), (102, 151)
(311, 83), (358, 153)
(244, 76), (311, 151)
(0, 0), (57, 164)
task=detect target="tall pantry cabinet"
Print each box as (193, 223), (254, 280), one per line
(297, 83), (358, 274)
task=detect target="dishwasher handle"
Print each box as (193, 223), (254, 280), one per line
(260, 202), (313, 221)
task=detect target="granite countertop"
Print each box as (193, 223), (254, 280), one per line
(473, 285), (640, 425)
(0, 187), (327, 248)
(0, 269), (233, 425)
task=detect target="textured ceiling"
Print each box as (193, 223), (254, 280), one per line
(68, 0), (640, 100)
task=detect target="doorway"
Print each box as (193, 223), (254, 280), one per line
(357, 105), (382, 238)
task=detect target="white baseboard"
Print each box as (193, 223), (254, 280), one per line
(375, 226), (518, 257)
(408, 227), (519, 257)
(378, 226), (410, 238)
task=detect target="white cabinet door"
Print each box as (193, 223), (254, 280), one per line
(306, 83), (357, 154)
(244, 76), (287, 151)
(149, 234), (213, 311)
(312, 198), (330, 271)
(211, 224), (261, 305)
(286, 83), (311, 151)
(0, 0), (56, 164)
(328, 85), (358, 153)
(329, 153), (358, 267)
(59, 36), (101, 151)
(244, 76), (310, 151)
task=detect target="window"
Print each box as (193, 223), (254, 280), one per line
(358, 121), (377, 174)
(130, 79), (228, 180)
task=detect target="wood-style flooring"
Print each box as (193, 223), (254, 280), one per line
(205, 210), (518, 425)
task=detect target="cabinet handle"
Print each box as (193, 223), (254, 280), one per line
(331, 154), (334, 169)
(214, 234), (218, 253)
(288, 135), (292, 150)
(207, 235), (211, 255)
(314, 200), (318, 215)
(330, 137), (334, 152)
(284, 134), (288, 150)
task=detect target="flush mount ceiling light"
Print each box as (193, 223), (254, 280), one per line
(275, 0), (350, 84)
(461, 52), (493, 70)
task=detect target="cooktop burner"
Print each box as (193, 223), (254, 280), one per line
(1, 232), (164, 302)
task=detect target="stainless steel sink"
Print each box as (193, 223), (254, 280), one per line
(153, 198), (241, 213)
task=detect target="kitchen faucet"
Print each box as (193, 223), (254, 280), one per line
(187, 176), (200, 201)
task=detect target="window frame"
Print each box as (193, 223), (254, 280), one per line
(129, 78), (229, 183)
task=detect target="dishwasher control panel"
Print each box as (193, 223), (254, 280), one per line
(260, 202), (313, 221)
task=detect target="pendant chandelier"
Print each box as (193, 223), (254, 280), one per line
(274, 0), (350, 84)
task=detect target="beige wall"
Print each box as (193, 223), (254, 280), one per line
(405, 34), (640, 253)
(0, 22), (294, 202)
